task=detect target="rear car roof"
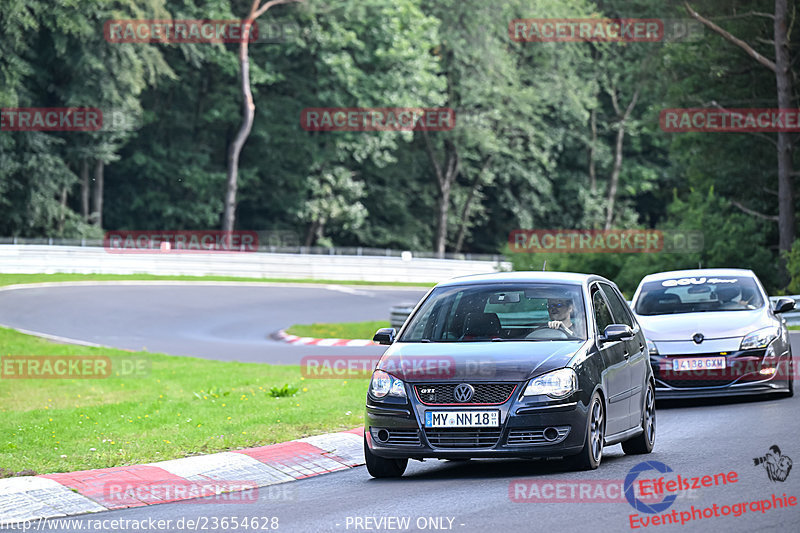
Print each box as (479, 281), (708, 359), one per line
(638, 268), (756, 284)
(437, 271), (609, 287)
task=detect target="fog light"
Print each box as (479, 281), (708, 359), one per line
(543, 427), (559, 442)
(759, 367), (777, 376)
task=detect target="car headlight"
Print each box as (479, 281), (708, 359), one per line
(740, 327), (779, 350)
(646, 339), (659, 356)
(523, 368), (577, 399)
(369, 370), (407, 399)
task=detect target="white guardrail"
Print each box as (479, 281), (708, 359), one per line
(0, 245), (510, 284)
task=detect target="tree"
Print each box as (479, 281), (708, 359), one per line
(684, 0), (796, 276)
(420, 0), (597, 257)
(223, 0), (303, 233)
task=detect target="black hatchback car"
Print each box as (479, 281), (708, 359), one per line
(364, 272), (655, 477)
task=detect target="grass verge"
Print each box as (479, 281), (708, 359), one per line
(285, 321), (391, 340)
(0, 273), (431, 289)
(0, 326), (367, 475)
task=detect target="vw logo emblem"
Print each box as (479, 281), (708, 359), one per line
(453, 383), (475, 403)
(692, 333), (704, 344)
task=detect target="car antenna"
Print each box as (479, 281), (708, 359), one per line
(542, 260), (547, 271)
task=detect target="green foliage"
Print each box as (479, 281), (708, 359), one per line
(269, 384), (299, 398)
(784, 240), (800, 295)
(0, 0), (795, 290)
(510, 187), (778, 295)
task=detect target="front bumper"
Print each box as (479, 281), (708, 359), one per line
(650, 349), (792, 399)
(365, 394), (589, 459)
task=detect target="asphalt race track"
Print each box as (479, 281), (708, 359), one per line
(1, 283), (798, 532)
(0, 282), (429, 364)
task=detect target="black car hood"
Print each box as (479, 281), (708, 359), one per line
(377, 340), (588, 383)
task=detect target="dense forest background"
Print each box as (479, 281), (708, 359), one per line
(1, 0), (799, 294)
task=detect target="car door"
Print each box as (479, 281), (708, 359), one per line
(590, 284), (631, 436)
(600, 282), (646, 430)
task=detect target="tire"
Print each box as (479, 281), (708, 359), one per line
(564, 391), (604, 471)
(364, 436), (407, 478)
(622, 382), (656, 455)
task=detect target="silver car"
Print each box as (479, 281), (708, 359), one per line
(630, 268), (795, 399)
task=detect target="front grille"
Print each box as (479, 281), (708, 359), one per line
(507, 426), (571, 445)
(415, 383), (517, 405)
(370, 428), (422, 446)
(424, 428), (502, 448)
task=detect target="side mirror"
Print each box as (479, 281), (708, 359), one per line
(373, 327), (397, 345)
(773, 297), (796, 314)
(600, 324), (634, 343)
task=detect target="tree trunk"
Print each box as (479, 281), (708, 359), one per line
(80, 159), (89, 222)
(304, 219), (318, 247)
(58, 186), (67, 233)
(454, 156), (492, 253)
(91, 160), (104, 228)
(604, 89), (639, 230)
(773, 0), (795, 257)
(435, 183), (451, 258)
(223, 27), (255, 233)
(588, 108), (597, 193)
(223, 0), (302, 232)
(423, 133), (460, 258)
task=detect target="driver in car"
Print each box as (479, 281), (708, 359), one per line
(547, 298), (574, 335)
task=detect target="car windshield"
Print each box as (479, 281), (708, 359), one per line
(399, 283), (587, 342)
(635, 275), (765, 316)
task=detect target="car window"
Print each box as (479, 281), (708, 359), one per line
(600, 283), (634, 327)
(634, 275), (765, 315)
(592, 288), (614, 334)
(399, 283), (587, 342)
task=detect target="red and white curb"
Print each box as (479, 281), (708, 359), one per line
(0, 427), (364, 525)
(274, 329), (376, 347)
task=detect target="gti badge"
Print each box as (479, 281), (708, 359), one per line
(453, 383), (475, 403)
(692, 333), (704, 344)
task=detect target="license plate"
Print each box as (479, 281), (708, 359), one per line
(672, 357), (726, 371)
(424, 410), (499, 428)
